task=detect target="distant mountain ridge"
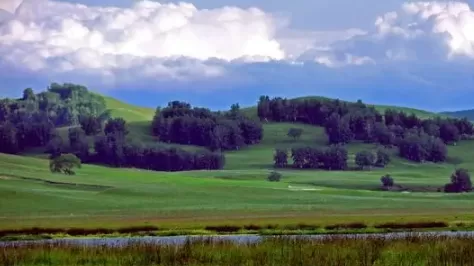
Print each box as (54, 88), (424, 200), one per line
(440, 110), (474, 121)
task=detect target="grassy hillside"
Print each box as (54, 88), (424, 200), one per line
(3, 94), (474, 231)
(2, 118), (474, 230)
(102, 96), (155, 122)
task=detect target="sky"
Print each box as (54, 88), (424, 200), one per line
(1, 0), (474, 111)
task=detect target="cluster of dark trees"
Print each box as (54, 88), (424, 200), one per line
(258, 96), (473, 163)
(151, 102), (263, 151)
(0, 84), (226, 172)
(444, 168), (472, 193)
(274, 146), (390, 171)
(0, 84), (107, 154)
(355, 149), (390, 169)
(48, 118), (225, 172)
(274, 145), (349, 170)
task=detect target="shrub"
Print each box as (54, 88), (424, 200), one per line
(444, 168), (472, 193)
(398, 133), (447, 163)
(355, 150), (376, 170)
(268, 171), (282, 182)
(287, 128), (304, 140)
(274, 149), (288, 168)
(375, 149), (391, 167)
(49, 153), (81, 175)
(321, 145), (348, 170)
(381, 174), (394, 187)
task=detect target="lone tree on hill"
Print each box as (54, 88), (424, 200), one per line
(287, 128), (303, 140)
(49, 154), (82, 175)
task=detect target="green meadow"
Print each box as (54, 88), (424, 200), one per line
(2, 111), (474, 232)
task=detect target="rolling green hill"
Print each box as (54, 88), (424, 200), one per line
(102, 96), (155, 122)
(2, 94), (474, 232)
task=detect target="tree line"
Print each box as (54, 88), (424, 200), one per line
(274, 145), (390, 170)
(258, 96), (473, 163)
(151, 102), (263, 151)
(48, 117), (225, 172)
(0, 84), (107, 154)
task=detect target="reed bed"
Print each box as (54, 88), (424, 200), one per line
(2, 235), (474, 265)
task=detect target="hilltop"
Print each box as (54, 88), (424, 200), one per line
(241, 96), (443, 120)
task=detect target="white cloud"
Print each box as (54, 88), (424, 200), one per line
(299, 1), (474, 66)
(0, 0), (286, 81)
(1, 0), (474, 111)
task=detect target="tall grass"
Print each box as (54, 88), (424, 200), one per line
(2, 235), (474, 265)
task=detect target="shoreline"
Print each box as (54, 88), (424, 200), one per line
(3, 227), (474, 245)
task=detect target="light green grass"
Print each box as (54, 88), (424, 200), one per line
(1, 95), (471, 230)
(103, 96), (155, 122)
(2, 119), (474, 230)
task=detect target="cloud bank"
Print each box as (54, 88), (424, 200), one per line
(1, 0), (474, 110)
(299, 2), (474, 66)
(0, 0), (285, 81)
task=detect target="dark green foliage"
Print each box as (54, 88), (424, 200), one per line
(68, 128), (90, 160)
(440, 122), (460, 144)
(46, 134), (67, 159)
(268, 171), (282, 182)
(0, 83), (106, 154)
(398, 133), (447, 163)
(287, 127), (303, 140)
(325, 113), (353, 144)
(0, 121), (19, 154)
(256, 96), (473, 164)
(291, 147), (324, 169)
(42, 83), (107, 126)
(151, 101), (263, 151)
(455, 118), (474, 136)
(445, 168), (472, 193)
(375, 149), (391, 167)
(239, 119), (263, 145)
(381, 175), (394, 187)
(80, 114), (104, 135)
(93, 137), (225, 172)
(49, 153), (81, 175)
(104, 118), (128, 136)
(373, 122), (395, 147)
(274, 149), (288, 168)
(355, 150), (376, 170)
(321, 145), (348, 170)
(22, 88), (35, 101)
(288, 146), (346, 170)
